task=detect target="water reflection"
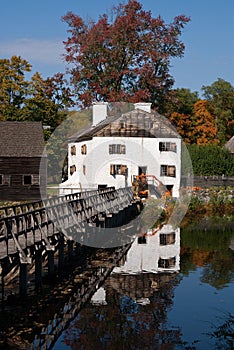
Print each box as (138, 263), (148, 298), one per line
(112, 225), (180, 275)
(55, 218), (234, 350)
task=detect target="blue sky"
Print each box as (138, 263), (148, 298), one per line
(0, 0), (233, 95)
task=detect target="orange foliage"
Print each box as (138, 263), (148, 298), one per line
(192, 100), (218, 145)
(192, 249), (210, 267)
(169, 112), (193, 144)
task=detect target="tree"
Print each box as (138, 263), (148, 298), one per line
(62, 0), (190, 109)
(202, 78), (234, 144)
(169, 112), (193, 144)
(170, 88), (199, 115)
(0, 55), (31, 120)
(192, 100), (218, 145)
(187, 144), (234, 176)
(24, 72), (74, 135)
(0, 56), (74, 137)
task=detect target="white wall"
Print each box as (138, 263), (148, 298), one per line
(63, 136), (181, 197)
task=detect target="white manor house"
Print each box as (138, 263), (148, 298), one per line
(59, 102), (182, 197)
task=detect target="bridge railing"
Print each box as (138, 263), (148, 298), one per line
(0, 187), (137, 263)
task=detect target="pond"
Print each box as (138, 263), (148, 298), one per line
(53, 216), (234, 350)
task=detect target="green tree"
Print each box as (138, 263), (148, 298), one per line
(24, 72), (73, 136)
(188, 144), (234, 176)
(166, 88), (199, 116)
(0, 55), (31, 120)
(0, 56), (74, 137)
(202, 78), (234, 144)
(62, 0), (190, 109)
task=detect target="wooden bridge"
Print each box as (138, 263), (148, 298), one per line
(0, 187), (142, 299)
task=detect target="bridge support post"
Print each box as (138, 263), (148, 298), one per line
(19, 263), (28, 296)
(47, 250), (55, 276)
(1, 262), (6, 310)
(35, 248), (43, 290)
(58, 234), (65, 274)
(67, 240), (74, 259)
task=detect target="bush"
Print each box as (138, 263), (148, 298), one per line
(187, 144), (234, 176)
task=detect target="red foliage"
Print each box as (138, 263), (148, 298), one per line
(62, 1), (190, 107)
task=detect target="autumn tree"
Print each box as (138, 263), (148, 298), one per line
(202, 78), (234, 144)
(62, 0), (190, 109)
(167, 88), (199, 143)
(192, 100), (218, 144)
(169, 111), (193, 144)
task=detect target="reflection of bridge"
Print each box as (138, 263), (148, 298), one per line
(0, 187), (142, 298)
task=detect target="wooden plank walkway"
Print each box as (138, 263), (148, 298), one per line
(0, 187), (140, 263)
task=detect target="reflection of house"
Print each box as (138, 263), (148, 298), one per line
(60, 102), (181, 197)
(91, 225), (180, 306)
(113, 225), (180, 274)
(0, 122), (46, 201)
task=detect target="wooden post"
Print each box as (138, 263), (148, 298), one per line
(35, 248), (42, 290)
(1, 262), (5, 310)
(19, 263), (28, 296)
(58, 234), (64, 274)
(67, 240), (74, 259)
(47, 250), (55, 276)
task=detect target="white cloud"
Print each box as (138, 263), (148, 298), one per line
(0, 38), (65, 65)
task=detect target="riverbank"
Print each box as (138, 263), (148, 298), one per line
(180, 188), (234, 226)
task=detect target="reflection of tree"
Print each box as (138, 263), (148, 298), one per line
(208, 312), (234, 350)
(180, 217), (234, 289)
(200, 257), (234, 290)
(63, 273), (183, 349)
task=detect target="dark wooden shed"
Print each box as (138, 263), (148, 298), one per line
(0, 122), (47, 201)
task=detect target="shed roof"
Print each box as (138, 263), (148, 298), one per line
(225, 136), (234, 153)
(0, 121), (45, 157)
(69, 109), (180, 143)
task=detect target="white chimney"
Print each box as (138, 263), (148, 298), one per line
(92, 102), (108, 126)
(134, 102), (152, 113)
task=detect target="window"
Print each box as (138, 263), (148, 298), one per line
(160, 233), (176, 245)
(81, 144), (87, 155)
(110, 164), (127, 175)
(138, 235), (147, 244)
(160, 165), (176, 177)
(83, 165), (86, 175)
(70, 145), (76, 156)
(158, 257), (176, 268)
(23, 175), (32, 185)
(23, 175), (40, 186)
(32, 175), (40, 185)
(159, 142), (177, 153)
(109, 144), (126, 154)
(0, 175), (11, 186)
(70, 165), (76, 175)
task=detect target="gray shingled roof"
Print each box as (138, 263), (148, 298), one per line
(68, 109), (180, 143)
(225, 136), (234, 153)
(0, 122), (45, 157)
